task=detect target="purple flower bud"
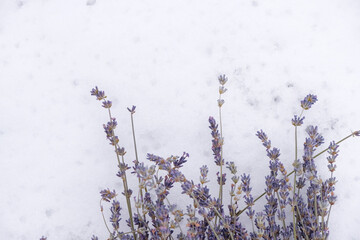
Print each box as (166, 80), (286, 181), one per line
(301, 94), (318, 110)
(90, 86), (107, 100)
(102, 100), (112, 108)
(256, 130), (271, 149)
(218, 74), (228, 85)
(115, 147), (126, 156)
(292, 115), (305, 126)
(267, 148), (280, 160)
(127, 105), (136, 114)
(226, 161), (237, 175)
(110, 200), (122, 230)
(100, 188), (117, 202)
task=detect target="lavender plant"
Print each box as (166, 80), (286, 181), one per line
(41, 77), (359, 240)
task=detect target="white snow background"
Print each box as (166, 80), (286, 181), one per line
(1, 0), (360, 239)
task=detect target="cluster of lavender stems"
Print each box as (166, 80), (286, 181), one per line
(41, 78), (359, 240)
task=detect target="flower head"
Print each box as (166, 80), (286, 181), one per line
(127, 105), (136, 114)
(110, 200), (122, 230)
(102, 100), (112, 108)
(292, 115), (305, 126)
(353, 130), (360, 137)
(301, 94), (318, 110)
(209, 117), (224, 166)
(218, 74), (228, 85)
(100, 188), (117, 202)
(90, 86), (106, 100)
(256, 130), (271, 149)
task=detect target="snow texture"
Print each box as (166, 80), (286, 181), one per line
(0, 0), (360, 239)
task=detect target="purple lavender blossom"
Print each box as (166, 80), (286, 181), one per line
(39, 237), (47, 240)
(216, 172), (226, 185)
(353, 130), (360, 136)
(169, 169), (185, 183)
(292, 115), (305, 126)
(115, 147), (126, 156)
(90, 86), (106, 100)
(226, 161), (237, 175)
(301, 94), (318, 110)
(91, 236), (98, 240)
(127, 105), (136, 114)
(306, 125), (324, 147)
(90, 86), (351, 239)
(209, 116), (224, 166)
(173, 152), (189, 168)
(146, 153), (172, 171)
(267, 147), (281, 160)
(218, 74), (228, 85)
(102, 100), (112, 108)
(181, 180), (195, 195)
(256, 130), (271, 149)
(193, 184), (211, 207)
(100, 188), (117, 202)
(328, 193), (337, 205)
(110, 200), (122, 230)
(199, 165), (209, 184)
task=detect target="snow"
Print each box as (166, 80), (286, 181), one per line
(0, 0), (360, 239)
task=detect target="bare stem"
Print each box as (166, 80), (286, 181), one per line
(100, 199), (113, 236)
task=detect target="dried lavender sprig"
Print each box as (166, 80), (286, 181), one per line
(236, 131), (359, 217)
(325, 141), (339, 237)
(217, 74), (227, 209)
(128, 106), (139, 166)
(108, 110), (137, 240)
(292, 107), (305, 240)
(99, 198), (113, 236)
(91, 87), (137, 240)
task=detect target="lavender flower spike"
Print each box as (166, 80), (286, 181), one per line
(102, 100), (112, 108)
(301, 94), (317, 110)
(127, 105), (136, 114)
(209, 116), (224, 166)
(256, 130), (271, 149)
(90, 86), (106, 100)
(292, 115), (305, 126)
(218, 74), (228, 85)
(100, 188), (117, 202)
